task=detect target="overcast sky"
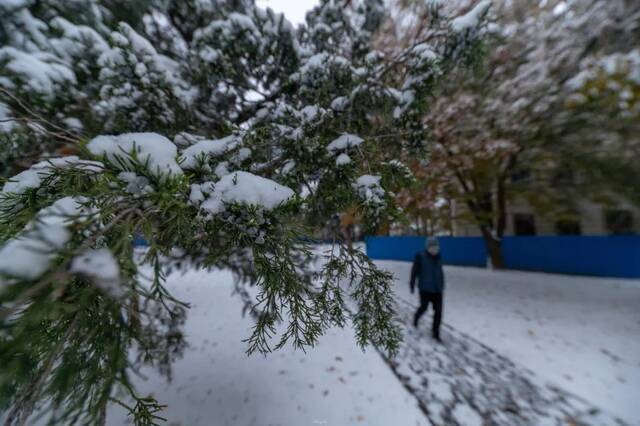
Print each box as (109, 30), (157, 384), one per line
(257, 0), (320, 25)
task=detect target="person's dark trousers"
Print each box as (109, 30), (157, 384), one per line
(413, 291), (443, 338)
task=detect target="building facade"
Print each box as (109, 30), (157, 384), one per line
(452, 197), (640, 237)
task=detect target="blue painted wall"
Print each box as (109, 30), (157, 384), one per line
(502, 236), (640, 278)
(365, 236), (640, 278)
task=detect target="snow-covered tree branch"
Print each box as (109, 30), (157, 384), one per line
(0, 0), (490, 424)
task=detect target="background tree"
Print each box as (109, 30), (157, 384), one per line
(380, 0), (640, 267)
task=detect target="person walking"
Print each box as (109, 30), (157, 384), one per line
(410, 237), (445, 342)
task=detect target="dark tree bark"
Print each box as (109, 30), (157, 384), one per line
(480, 225), (504, 269)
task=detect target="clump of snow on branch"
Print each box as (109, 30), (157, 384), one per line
(94, 22), (194, 130)
(87, 133), (182, 178)
(173, 132), (205, 148)
(336, 153), (352, 166)
(191, 171), (295, 215)
(180, 135), (242, 170)
(326, 133), (364, 153)
(1, 156), (103, 195)
(353, 175), (385, 205)
(451, 0), (491, 32)
(0, 197), (92, 281)
(70, 248), (123, 298)
(0, 46), (76, 96)
(117, 172), (153, 195)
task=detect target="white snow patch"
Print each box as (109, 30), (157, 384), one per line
(0, 0), (30, 10)
(49, 17), (109, 58)
(353, 175), (385, 204)
(0, 197), (92, 281)
(105, 266), (427, 425)
(62, 117), (83, 130)
(70, 248), (123, 298)
(281, 160), (295, 175)
(214, 161), (229, 178)
(0, 102), (15, 133)
(331, 96), (348, 111)
(412, 43), (438, 61)
(326, 134), (364, 153)
(1, 169), (41, 195)
(87, 133), (182, 179)
(180, 135), (240, 170)
(336, 153), (351, 166)
(451, 0), (491, 32)
(1, 156), (103, 195)
(118, 171), (153, 194)
(0, 47), (76, 96)
(195, 171), (294, 215)
(379, 261), (640, 425)
(452, 404), (482, 426)
(232, 147), (252, 163)
(174, 132), (204, 148)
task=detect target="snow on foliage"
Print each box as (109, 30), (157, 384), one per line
(94, 22), (194, 131)
(87, 133), (182, 178)
(0, 197), (92, 281)
(0, 0), (499, 423)
(336, 153), (352, 165)
(326, 133), (364, 152)
(451, 0), (491, 32)
(411, 43), (438, 62)
(192, 171), (295, 215)
(567, 49), (640, 113)
(0, 46), (76, 96)
(70, 248), (122, 298)
(173, 132), (205, 148)
(117, 171), (153, 195)
(0, 101), (15, 133)
(180, 135), (241, 170)
(1, 156), (103, 195)
(353, 175), (385, 204)
(291, 52), (352, 87)
(49, 17), (110, 59)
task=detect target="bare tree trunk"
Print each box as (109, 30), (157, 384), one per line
(489, 170), (511, 270)
(480, 227), (504, 269)
(344, 224), (354, 249)
(449, 160), (508, 268)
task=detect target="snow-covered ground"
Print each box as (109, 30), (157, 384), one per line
(86, 255), (640, 425)
(107, 267), (426, 426)
(377, 260), (640, 426)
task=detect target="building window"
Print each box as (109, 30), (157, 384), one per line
(605, 210), (634, 235)
(514, 213), (537, 236)
(510, 168), (531, 183)
(555, 218), (582, 235)
(551, 168), (575, 188)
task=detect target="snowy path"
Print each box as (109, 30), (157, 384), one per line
(376, 261), (640, 425)
(106, 268), (427, 426)
(383, 298), (624, 425)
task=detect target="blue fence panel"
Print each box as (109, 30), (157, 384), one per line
(438, 237), (488, 267)
(133, 233), (148, 247)
(366, 235), (640, 278)
(365, 236), (425, 262)
(502, 236), (640, 278)
(365, 236), (487, 267)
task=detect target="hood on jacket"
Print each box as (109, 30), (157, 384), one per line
(426, 237), (440, 256)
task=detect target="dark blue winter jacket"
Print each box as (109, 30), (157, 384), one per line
(410, 251), (445, 293)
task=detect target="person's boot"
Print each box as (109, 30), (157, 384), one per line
(432, 332), (442, 343)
